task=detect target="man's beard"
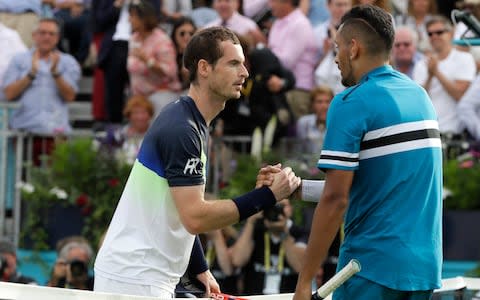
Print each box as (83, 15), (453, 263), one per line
(341, 58), (357, 87)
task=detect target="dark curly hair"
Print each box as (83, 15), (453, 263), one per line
(339, 4), (395, 59)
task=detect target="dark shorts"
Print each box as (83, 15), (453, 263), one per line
(333, 275), (433, 300)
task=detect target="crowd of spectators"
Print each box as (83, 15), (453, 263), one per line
(1, 0), (479, 296)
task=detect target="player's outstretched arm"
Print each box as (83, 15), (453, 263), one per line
(170, 167), (300, 234)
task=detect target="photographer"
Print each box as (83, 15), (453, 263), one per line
(47, 237), (94, 290)
(0, 238), (36, 284)
(229, 199), (308, 295)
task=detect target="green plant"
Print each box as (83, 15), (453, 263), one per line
(18, 138), (131, 250)
(443, 152), (480, 210)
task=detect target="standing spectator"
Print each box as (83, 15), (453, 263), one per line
(0, 238), (36, 284)
(413, 15), (476, 134)
(3, 18), (80, 134)
(93, 0), (161, 124)
(306, 0), (330, 27)
(128, 0), (180, 115)
(171, 17), (197, 92)
(391, 26), (423, 78)
(230, 199), (308, 295)
(0, 22), (27, 101)
(0, 1), (42, 47)
(190, 0), (218, 28)
(54, 0), (92, 63)
(394, 0), (438, 53)
(296, 86), (333, 154)
(204, 0), (266, 46)
(268, 0), (319, 120)
(162, 0), (192, 24)
(48, 236), (94, 290)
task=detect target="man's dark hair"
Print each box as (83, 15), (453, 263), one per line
(183, 26), (240, 84)
(339, 4), (395, 59)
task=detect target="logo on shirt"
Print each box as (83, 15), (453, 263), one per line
(183, 158), (201, 175)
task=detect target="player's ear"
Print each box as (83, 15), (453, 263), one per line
(197, 59), (211, 79)
(349, 38), (359, 60)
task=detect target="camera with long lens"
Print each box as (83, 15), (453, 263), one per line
(69, 260), (88, 280)
(263, 203), (285, 222)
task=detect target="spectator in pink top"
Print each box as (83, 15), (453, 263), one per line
(268, 0), (319, 120)
(204, 0), (266, 46)
(127, 0), (180, 116)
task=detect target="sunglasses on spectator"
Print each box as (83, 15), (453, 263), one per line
(427, 29), (448, 37)
(179, 31), (194, 37)
(394, 42), (412, 48)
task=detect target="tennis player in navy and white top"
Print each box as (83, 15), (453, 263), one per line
(292, 5), (443, 300)
(94, 27), (301, 298)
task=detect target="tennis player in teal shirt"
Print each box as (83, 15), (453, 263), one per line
(293, 5), (442, 300)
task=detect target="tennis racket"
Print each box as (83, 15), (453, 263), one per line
(311, 259), (361, 300)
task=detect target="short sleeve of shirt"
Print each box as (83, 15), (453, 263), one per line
(160, 123), (206, 187)
(317, 92), (369, 171)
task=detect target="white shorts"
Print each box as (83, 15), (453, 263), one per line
(94, 273), (173, 298)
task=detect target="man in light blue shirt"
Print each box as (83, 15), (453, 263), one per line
(2, 18), (80, 134)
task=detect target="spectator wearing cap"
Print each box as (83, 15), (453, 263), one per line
(0, 238), (37, 284)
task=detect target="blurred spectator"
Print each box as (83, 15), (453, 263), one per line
(0, 22), (27, 101)
(0, 0), (41, 47)
(230, 199), (308, 295)
(268, 0), (318, 120)
(97, 95), (154, 164)
(306, 0), (330, 27)
(201, 227), (239, 295)
(48, 236), (94, 290)
(3, 18), (80, 134)
(296, 85), (333, 154)
(93, 0), (161, 124)
(314, 50), (344, 94)
(54, 0), (91, 63)
(0, 238), (36, 284)
(243, 0), (269, 19)
(458, 74), (480, 141)
(162, 0), (192, 25)
(413, 15), (476, 134)
(392, 26), (423, 78)
(171, 17), (197, 92)
(190, 0), (218, 27)
(128, 0), (180, 115)
(204, 0), (266, 46)
(313, 0), (351, 60)
(394, 0), (438, 53)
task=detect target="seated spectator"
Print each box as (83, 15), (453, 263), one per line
(171, 17), (197, 92)
(0, 22), (27, 100)
(394, 0), (438, 53)
(190, 0), (218, 28)
(0, 0), (42, 47)
(47, 236), (94, 290)
(204, 0), (266, 46)
(162, 0), (192, 26)
(3, 18), (80, 134)
(0, 238), (36, 284)
(230, 199), (308, 295)
(458, 74), (480, 142)
(127, 0), (180, 115)
(296, 85), (333, 154)
(391, 26), (423, 79)
(97, 95), (154, 165)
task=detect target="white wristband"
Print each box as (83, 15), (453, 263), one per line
(301, 179), (325, 202)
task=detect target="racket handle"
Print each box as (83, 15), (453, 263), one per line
(311, 292), (324, 300)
